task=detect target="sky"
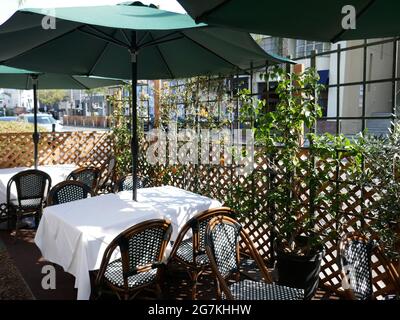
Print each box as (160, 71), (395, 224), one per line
(0, 0), (186, 25)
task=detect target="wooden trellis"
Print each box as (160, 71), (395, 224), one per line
(139, 140), (400, 299)
(1, 132), (399, 298)
(0, 132), (113, 168)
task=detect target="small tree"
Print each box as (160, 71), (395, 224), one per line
(108, 86), (131, 177)
(240, 66), (359, 254)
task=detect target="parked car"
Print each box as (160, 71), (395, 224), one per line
(18, 113), (63, 132)
(0, 116), (18, 122)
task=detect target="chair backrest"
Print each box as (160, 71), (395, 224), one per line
(170, 207), (235, 265)
(98, 156), (116, 189)
(339, 233), (375, 300)
(7, 169), (52, 210)
(96, 219), (172, 289)
(67, 167), (100, 192)
(205, 215), (272, 299)
(47, 180), (93, 206)
(116, 175), (147, 192)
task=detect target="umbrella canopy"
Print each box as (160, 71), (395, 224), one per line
(0, 65), (125, 168)
(0, 2), (292, 200)
(177, 0), (400, 42)
(0, 65), (125, 89)
(0, 3), (291, 78)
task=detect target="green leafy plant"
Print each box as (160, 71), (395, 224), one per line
(353, 124), (400, 259)
(108, 86), (132, 177)
(240, 66), (358, 255)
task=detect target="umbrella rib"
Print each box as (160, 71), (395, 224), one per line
(0, 27), (80, 65)
(179, 31), (245, 72)
(120, 29), (132, 47)
(88, 30), (119, 76)
(77, 26), (130, 49)
(148, 33), (174, 79)
(139, 31), (181, 48)
(330, 0), (377, 43)
(85, 25), (130, 47)
(71, 75), (90, 90)
(137, 31), (150, 47)
(140, 35), (184, 49)
(25, 75), (30, 91)
(195, 0), (232, 23)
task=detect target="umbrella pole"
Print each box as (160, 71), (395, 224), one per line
(131, 37), (138, 201)
(32, 75), (39, 169)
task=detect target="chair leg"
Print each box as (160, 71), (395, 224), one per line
(191, 271), (199, 300)
(157, 266), (166, 299)
(35, 208), (42, 228)
(14, 213), (20, 242)
(214, 277), (222, 300)
(7, 210), (11, 230)
(154, 283), (162, 299)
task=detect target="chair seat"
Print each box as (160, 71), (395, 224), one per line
(224, 280), (304, 300)
(9, 198), (42, 212)
(104, 259), (158, 288)
(176, 238), (209, 266)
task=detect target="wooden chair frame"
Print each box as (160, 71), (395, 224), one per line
(97, 156), (116, 194)
(47, 180), (94, 206)
(339, 231), (400, 300)
(205, 215), (273, 300)
(95, 219), (172, 300)
(115, 174), (148, 193)
(67, 167), (100, 194)
(168, 207), (235, 299)
(6, 169), (52, 240)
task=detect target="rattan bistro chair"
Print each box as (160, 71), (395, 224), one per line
(95, 219), (172, 300)
(97, 156), (116, 194)
(115, 174), (148, 192)
(47, 181), (93, 206)
(205, 216), (304, 300)
(339, 232), (400, 300)
(6, 169), (51, 240)
(168, 207), (234, 299)
(67, 167), (100, 193)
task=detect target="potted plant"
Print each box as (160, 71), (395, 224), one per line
(240, 66), (358, 299)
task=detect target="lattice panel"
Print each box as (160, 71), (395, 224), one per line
(0, 132), (113, 168)
(138, 141), (399, 299)
(1, 131), (397, 298)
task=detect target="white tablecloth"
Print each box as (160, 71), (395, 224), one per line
(0, 165), (77, 204)
(34, 186), (222, 300)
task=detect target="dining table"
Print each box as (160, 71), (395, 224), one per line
(0, 164), (77, 204)
(34, 185), (223, 300)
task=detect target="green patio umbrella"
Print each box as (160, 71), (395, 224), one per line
(0, 65), (125, 168)
(0, 2), (293, 200)
(177, 0), (400, 42)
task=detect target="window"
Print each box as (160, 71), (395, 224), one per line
(296, 40), (330, 58)
(256, 37), (284, 56)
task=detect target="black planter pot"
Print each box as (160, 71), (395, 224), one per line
(275, 247), (325, 300)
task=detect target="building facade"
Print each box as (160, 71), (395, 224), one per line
(253, 36), (399, 136)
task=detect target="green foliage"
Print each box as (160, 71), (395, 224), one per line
(352, 124), (400, 259)
(0, 121), (47, 133)
(108, 86), (132, 177)
(239, 66), (400, 258)
(240, 66), (358, 254)
(38, 90), (68, 108)
(157, 76), (233, 130)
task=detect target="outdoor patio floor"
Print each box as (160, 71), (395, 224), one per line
(0, 229), (340, 300)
